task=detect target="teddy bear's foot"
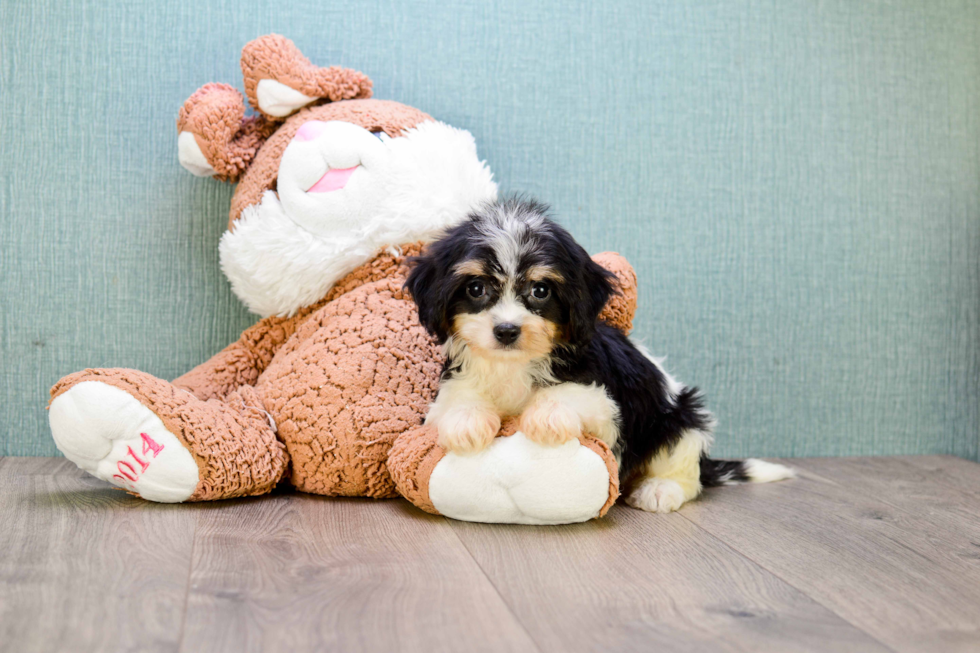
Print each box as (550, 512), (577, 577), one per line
(49, 380), (199, 502)
(50, 369), (289, 502)
(389, 421), (620, 525)
(428, 434), (615, 524)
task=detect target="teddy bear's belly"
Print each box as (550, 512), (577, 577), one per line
(255, 277), (443, 497)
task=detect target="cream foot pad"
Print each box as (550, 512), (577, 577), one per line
(428, 431), (613, 525)
(49, 381), (199, 502)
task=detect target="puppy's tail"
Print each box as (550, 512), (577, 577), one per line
(699, 455), (795, 488)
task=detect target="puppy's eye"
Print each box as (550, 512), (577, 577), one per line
(531, 282), (550, 300)
(466, 280), (486, 299)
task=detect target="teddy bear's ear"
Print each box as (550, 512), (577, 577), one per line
(240, 34), (373, 120)
(176, 83), (277, 182)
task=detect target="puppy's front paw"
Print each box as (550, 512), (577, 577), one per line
(435, 407), (501, 455)
(520, 399), (583, 446)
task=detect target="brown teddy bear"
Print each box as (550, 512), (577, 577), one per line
(48, 35), (637, 524)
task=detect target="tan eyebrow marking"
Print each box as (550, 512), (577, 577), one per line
(525, 265), (564, 283)
(453, 259), (486, 277)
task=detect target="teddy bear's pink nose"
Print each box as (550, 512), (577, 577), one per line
(294, 120), (329, 142)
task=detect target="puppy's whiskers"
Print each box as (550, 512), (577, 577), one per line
(443, 334), (556, 417)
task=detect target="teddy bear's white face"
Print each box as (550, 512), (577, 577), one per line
(219, 119), (498, 318)
(276, 120), (393, 238)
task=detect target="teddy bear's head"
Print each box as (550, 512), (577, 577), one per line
(176, 35), (497, 317)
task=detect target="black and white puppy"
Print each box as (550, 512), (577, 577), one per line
(406, 198), (792, 513)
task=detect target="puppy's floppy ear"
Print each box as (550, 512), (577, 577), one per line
(565, 251), (616, 347)
(405, 250), (451, 341)
(545, 218), (616, 346)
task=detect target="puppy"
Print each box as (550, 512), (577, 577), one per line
(405, 198), (793, 513)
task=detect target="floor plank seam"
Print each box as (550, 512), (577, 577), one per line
(443, 518), (547, 653)
(174, 507), (200, 653)
(792, 459), (978, 540)
(885, 457), (980, 497)
(676, 511), (900, 653)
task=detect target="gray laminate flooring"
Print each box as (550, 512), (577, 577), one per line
(2, 455), (978, 653)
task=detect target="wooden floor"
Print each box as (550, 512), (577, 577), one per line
(2, 456), (979, 652)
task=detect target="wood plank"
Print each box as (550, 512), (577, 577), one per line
(180, 495), (539, 653)
(682, 459), (980, 653)
(901, 455), (980, 497)
(792, 456), (980, 537)
(448, 504), (891, 653)
(0, 456), (84, 478)
(0, 457), (197, 653)
(6, 455), (977, 652)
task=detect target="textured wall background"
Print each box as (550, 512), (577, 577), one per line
(1, 0), (977, 459)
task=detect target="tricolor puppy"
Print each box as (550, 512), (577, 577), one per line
(406, 198), (793, 513)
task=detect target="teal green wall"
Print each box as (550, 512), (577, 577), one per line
(2, 0), (978, 459)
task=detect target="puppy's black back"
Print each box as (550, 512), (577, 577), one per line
(551, 323), (713, 481)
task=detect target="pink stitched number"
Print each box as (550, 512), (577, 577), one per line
(116, 461), (138, 482)
(112, 434), (164, 488)
(126, 446), (149, 473)
(141, 432), (164, 457)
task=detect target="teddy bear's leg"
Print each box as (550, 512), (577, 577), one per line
(176, 83), (277, 182)
(49, 369), (287, 503)
(239, 34), (373, 119)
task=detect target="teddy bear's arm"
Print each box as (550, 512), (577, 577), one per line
(172, 244), (426, 401)
(172, 311), (312, 401)
(593, 251), (638, 334)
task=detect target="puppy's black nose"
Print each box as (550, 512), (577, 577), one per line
(493, 323), (521, 345)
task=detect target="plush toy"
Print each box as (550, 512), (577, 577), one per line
(48, 35), (638, 524)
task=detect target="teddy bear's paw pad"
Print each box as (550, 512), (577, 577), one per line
(177, 132), (216, 177)
(49, 381), (199, 503)
(427, 432), (610, 525)
(626, 477), (685, 514)
(255, 79), (316, 118)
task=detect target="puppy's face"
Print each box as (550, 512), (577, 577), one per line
(406, 199), (614, 361)
(449, 257), (562, 360)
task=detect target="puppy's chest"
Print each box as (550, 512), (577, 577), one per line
(457, 359), (544, 416)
